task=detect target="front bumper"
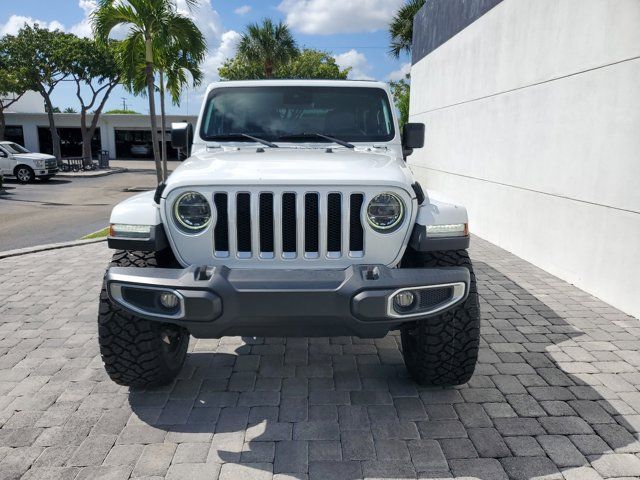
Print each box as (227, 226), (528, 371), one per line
(36, 167), (58, 177)
(106, 265), (470, 338)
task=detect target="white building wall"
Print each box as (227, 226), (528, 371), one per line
(409, 0), (640, 318)
(2, 91), (45, 113)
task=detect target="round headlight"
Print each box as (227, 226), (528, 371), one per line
(367, 192), (404, 232)
(173, 192), (212, 231)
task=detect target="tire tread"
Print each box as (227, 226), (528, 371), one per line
(98, 250), (187, 387)
(400, 249), (480, 386)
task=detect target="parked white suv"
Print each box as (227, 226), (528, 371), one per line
(99, 80), (480, 388)
(0, 141), (58, 183)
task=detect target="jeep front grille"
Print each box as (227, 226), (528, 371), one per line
(212, 191), (365, 260)
(164, 186), (413, 269)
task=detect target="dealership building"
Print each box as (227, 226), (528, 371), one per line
(2, 91), (197, 160)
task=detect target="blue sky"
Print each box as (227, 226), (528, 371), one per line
(0, 0), (412, 115)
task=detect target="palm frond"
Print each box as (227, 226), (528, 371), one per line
(388, 0), (425, 58)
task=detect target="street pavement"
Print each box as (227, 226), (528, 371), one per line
(1, 237), (640, 479)
(0, 171), (158, 252)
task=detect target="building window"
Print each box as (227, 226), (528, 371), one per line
(37, 127), (101, 158)
(5, 125), (25, 146)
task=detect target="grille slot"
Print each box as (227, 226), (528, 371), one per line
(209, 190), (369, 260)
(305, 193), (320, 255)
(236, 193), (252, 254)
(327, 193), (342, 255)
(213, 193), (229, 255)
(349, 194), (364, 253)
(282, 193), (297, 255)
(259, 193), (274, 255)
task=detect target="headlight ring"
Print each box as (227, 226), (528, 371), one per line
(173, 191), (212, 232)
(366, 192), (405, 232)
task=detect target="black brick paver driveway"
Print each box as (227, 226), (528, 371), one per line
(1, 238), (639, 479)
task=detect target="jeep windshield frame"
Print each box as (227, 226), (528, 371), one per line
(199, 86), (396, 145)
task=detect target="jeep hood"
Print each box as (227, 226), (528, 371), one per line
(164, 148), (413, 190)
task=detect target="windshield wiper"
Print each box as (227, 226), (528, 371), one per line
(211, 133), (279, 148)
(278, 133), (355, 149)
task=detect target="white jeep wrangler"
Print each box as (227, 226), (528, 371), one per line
(100, 80), (480, 388)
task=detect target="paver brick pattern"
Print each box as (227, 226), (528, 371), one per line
(0, 237), (639, 479)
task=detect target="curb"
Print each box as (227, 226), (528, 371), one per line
(56, 167), (128, 178)
(0, 238), (107, 260)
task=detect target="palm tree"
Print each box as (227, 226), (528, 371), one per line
(237, 19), (298, 79)
(389, 0), (425, 59)
(92, 0), (203, 184)
(113, 16), (205, 181)
(159, 45), (204, 179)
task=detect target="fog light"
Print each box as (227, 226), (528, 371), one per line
(394, 291), (416, 309)
(159, 292), (179, 310)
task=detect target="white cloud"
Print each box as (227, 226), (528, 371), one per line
(234, 5), (252, 15)
(0, 15), (65, 36)
(278, 0), (404, 35)
(334, 49), (374, 81)
(201, 30), (241, 85)
(177, 0), (225, 44)
(173, 0), (240, 87)
(388, 62), (411, 81)
(69, 0), (97, 37)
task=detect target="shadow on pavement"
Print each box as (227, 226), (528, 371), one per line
(127, 260), (640, 479)
(2, 178), (72, 185)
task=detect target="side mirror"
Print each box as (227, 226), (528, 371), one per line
(0, 151), (7, 158)
(171, 122), (193, 154)
(402, 123), (425, 150)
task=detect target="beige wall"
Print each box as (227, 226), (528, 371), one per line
(409, 0), (640, 317)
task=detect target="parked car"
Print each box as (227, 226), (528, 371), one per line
(100, 80), (480, 388)
(0, 141), (58, 183)
(130, 143), (151, 157)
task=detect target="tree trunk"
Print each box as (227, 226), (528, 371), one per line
(159, 69), (168, 182)
(265, 60), (273, 79)
(0, 109), (5, 142)
(78, 83), (119, 168)
(80, 109), (92, 166)
(41, 93), (61, 161)
(145, 37), (162, 184)
(41, 91), (61, 161)
(81, 129), (93, 166)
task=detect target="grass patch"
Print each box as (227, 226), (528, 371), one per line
(81, 226), (110, 240)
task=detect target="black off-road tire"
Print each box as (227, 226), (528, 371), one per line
(400, 249), (481, 386)
(98, 250), (189, 388)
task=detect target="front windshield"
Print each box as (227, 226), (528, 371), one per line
(2, 143), (29, 154)
(200, 86), (395, 144)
